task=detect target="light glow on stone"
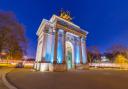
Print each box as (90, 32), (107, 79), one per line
(40, 63), (49, 72)
(44, 32), (55, 63)
(45, 34), (51, 62)
(75, 42), (80, 64)
(57, 30), (64, 63)
(82, 41), (87, 64)
(35, 15), (88, 72)
(50, 35), (55, 63)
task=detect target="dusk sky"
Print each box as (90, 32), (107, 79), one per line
(0, 0), (128, 58)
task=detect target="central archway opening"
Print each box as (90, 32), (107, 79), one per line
(66, 41), (74, 70)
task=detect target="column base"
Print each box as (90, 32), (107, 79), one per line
(80, 60), (83, 64)
(62, 60), (66, 64)
(36, 63), (41, 70)
(35, 62), (67, 72)
(75, 64), (89, 70)
(49, 63), (67, 72)
(54, 64), (67, 72)
(53, 60), (57, 64)
(40, 63), (49, 71)
(33, 62), (37, 69)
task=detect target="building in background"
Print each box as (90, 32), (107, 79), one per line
(34, 11), (88, 71)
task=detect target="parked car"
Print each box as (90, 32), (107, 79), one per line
(15, 62), (24, 68)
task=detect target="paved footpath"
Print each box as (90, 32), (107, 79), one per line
(0, 68), (10, 89)
(6, 69), (128, 89)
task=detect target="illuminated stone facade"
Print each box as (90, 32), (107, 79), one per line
(34, 15), (88, 71)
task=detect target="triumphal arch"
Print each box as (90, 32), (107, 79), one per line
(34, 11), (88, 71)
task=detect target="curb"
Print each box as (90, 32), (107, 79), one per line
(2, 69), (18, 89)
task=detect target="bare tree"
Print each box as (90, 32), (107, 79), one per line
(106, 44), (128, 60)
(0, 11), (27, 60)
(87, 46), (101, 63)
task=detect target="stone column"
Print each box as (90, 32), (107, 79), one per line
(53, 29), (58, 64)
(63, 31), (66, 64)
(80, 37), (83, 64)
(39, 31), (48, 71)
(41, 33), (46, 63)
(35, 37), (40, 69)
(35, 38), (40, 62)
(84, 37), (87, 64)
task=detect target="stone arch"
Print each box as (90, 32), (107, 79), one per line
(66, 41), (75, 69)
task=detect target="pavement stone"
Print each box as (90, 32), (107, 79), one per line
(0, 68), (9, 89)
(6, 69), (128, 89)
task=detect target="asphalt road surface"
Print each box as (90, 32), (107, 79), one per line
(7, 69), (128, 89)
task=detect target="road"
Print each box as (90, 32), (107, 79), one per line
(6, 69), (128, 89)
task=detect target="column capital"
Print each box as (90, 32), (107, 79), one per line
(80, 36), (86, 42)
